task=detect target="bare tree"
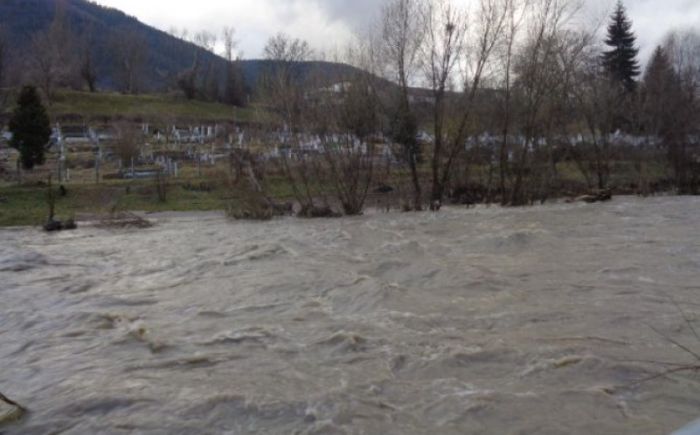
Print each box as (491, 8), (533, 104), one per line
(505, 0), (577, 205)
(429, 0), (509, 209)
(29, 5), (77, 102)
(0, 26), (5, 91)
(0, 29), (5, 126)
(222, 26), (246, 106)
(194, 31), (217, 52)
(571, 38), (622, 192)
(379, 0), (428, 211)
(661, 29), (700, 193)
(261, 34), (329, 214)
(262, 33), (313, 131)
(177, 50), (200, 99)
(421, 0), (468, 209)
(111, 27), (148, 94)
(495, 0), (528, 204)
(309, 44), (382, 215)
(167, 27), (190, 41)
(79, 27), (98, 92)
(193, 31), (220, 100)
(112, 122), (143, 171)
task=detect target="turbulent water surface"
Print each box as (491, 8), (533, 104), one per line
(2, 197), (700, 434)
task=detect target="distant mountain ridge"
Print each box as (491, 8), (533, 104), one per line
(0, 0), (362, 93)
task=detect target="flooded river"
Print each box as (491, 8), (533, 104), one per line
(1, 197), (700, 434)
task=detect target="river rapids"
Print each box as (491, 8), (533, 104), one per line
(1, 197), (700, 434)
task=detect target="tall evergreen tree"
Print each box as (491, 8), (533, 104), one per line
(9, 86), (52, 170)
(602, 1), (640, 92)
(642, 46), (677, 134)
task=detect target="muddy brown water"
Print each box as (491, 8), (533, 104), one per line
(1, 197), (700, 434)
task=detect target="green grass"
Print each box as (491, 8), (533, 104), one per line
(0, 174), (302, 227)
(2, 89), (262, 123)
(0, 181), (227, 227)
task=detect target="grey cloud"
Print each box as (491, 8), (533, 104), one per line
(310, 0), (383, 29)
(98, 0), (699, 60)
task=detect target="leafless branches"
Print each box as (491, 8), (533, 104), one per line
(29, 6), (77, 102)
(110, 27), (148, 94)
(379, 0), (428, 210)
(112, 123), (143, 168)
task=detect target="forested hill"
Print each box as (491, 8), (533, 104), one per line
(0, 0), (361, 93)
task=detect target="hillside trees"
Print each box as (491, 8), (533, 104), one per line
(0, 26), (5, 91)
(222, 26), (247, 106)
(176, 47), (200, 100)
(262, 33), (313, 132)
(79, 27), (98, 92)
(29, 6), (77, 102)
(110, 27), (148, 94)
(193, 31), (220, 101)
(171, 27), (247, 105)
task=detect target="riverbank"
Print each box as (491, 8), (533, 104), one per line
(0, 173), (681, 228)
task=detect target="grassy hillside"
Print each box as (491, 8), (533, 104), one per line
(0, 0), (366, 94)
(2, 90), (262, 123)
(0, 0), (220, 91)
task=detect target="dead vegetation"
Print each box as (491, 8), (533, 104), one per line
(225, 153), (292, 221)
(636, 296), (700, 384)
(96, 209), (153, 229)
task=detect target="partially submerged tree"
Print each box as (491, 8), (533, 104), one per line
(496, 0), (529, 204)
(422, 0), (467, 210)
(380, 0), (428, 211)
(9, 86), (52, 170)
(507, 0), (576, 205)
(311, 46), (382, 215)
(425, 0), (509, 209)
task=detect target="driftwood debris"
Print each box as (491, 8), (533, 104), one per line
(568, 189), (613, 204)
(0, 391), (26, 425)
(97, 211), (153, 229)
(43, 218), (78, 232)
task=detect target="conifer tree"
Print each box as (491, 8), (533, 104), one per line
(602, 1), (640, 92)
(9, 86), (52, 170)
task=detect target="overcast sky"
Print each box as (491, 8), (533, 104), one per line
(95, 0), (700, 61)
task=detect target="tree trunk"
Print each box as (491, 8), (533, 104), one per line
(408, 150), (422, 211)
